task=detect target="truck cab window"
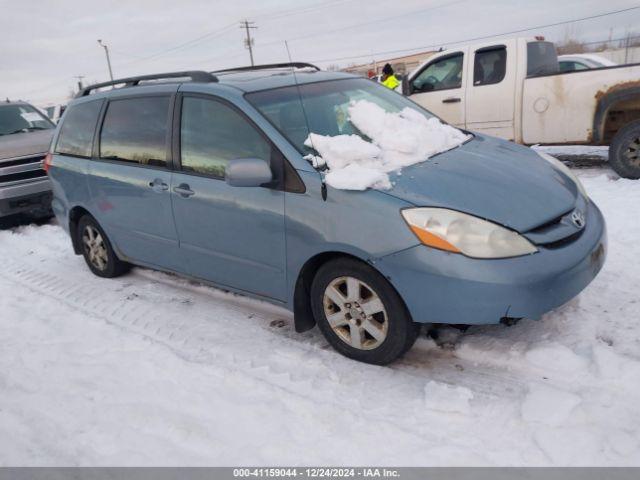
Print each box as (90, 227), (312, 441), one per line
(474, 46), (506, 86)
(527, 41), (559, 76)
(412, 53), (463, 92)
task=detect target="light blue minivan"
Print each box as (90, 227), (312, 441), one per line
(47, 65), (606, 364)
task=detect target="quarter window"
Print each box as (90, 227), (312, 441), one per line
(180, 96), (271, 178)
(55, 100), (103, 158)
(412, 53), (463, 92)
(99, 96), (170, 167)
(474, 46), (507, 86)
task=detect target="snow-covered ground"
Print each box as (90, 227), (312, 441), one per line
(1, 168), (639, 466)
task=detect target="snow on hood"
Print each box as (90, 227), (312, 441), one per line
(304, 100), (470, 190)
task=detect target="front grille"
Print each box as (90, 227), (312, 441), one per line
(539, 230), (584, 249)
(0, 155), (45, 168)
(524, 206), (587, 248)
(0, 155), (47, 184)
(0, 169), (47, 183)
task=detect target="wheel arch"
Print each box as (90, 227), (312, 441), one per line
(593, 85), (640, 144)
(68, 205), (94, 255)
(291, 250), (412, 333)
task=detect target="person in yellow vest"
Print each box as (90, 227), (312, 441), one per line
(380, 63), (400, 90)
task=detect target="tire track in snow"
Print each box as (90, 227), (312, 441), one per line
(0, 249), (545, 459)
(1, 250), (534, 404)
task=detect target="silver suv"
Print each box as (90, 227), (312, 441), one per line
(0, 100), (55, 218)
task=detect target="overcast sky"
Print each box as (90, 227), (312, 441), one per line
(1, 0), (639, 105)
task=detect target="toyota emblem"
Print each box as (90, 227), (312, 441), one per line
(571, 210), (585, 229)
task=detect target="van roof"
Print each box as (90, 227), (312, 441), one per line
(75, 66), (357, 99)
(215, 68), (354, 92)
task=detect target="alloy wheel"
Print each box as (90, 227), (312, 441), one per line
(323, 276), (388, 350)
(624, 136), (640, 167)
(82, 225), (108, 271)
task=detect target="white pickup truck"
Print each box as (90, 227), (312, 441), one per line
(404, 37), (640, 178)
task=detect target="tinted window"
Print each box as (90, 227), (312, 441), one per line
(474, 47), (506, 86)
(412, 53), (463, 92)
(0, 104), (54, 136)
(100, 96), (170, 167)
(527, 41), (559, 76)
(180, 96), (271, 178)
(55, 100), (102, 158)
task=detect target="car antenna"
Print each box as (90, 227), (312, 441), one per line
(284, 41), (327, 201)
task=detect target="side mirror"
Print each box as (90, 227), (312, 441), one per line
(225, 158), (273, 187)
(402, 77), (413, 96)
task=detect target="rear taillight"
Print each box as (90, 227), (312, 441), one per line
(43, 153), (53, 173)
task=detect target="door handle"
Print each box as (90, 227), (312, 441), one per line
(442, 97), (461, 103)
(173, 184), (195, 198)
(148, 179), (169, 192)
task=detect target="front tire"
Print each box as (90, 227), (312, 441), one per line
(609, 120), (640, 179)
(77, 215), (130, 278)
(310, 258), (419, 365)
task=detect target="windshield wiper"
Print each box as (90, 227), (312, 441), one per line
(5, 126), (50, 135)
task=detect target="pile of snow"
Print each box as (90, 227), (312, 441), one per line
(305, 100), (470, 190)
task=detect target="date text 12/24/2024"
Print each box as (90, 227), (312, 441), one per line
(233, 468), (400, 478)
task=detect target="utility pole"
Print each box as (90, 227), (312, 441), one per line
(240, 20), (257, 66)
(97, 39), (114, 81)
(74, 75), (85, 92)
(624, 32), (631, 65)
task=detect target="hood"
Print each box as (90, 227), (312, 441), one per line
(384, 134), (579, 233)
(0, 129), (54, 161)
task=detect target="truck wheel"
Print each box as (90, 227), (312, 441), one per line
(609, 120), (640, 179)
(310, 257), (420, 365)
(77, 215), (130, 278)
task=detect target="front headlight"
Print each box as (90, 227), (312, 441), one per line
(401, 208), (538, 259)
(537, 151), (588, 199)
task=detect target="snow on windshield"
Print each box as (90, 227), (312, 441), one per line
(304, 100), (470, 191)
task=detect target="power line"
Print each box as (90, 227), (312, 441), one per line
(110, 2), (352, 66)
(305, 5), (640, 65)
(119, 22), (238, 65)
(112, 1), (353, 67)
(254, 0), (357, 21)
(257, 0), (468, 49)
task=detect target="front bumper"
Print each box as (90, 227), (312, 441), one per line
(374, 201), (607, 325)
(0, 178), (52, 218)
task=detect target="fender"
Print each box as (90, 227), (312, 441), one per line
(592, 84), (640, 144)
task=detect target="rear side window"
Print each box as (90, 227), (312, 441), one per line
(100, 96), (170, 167)
(527, 41), (559, 76)
(474, 46), (506, 86)
(180, 96), (271, 178)
(55, 100), (103, 158)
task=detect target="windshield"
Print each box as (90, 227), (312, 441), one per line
(0, 104), (55, 136)
(246, 78), (436, 154)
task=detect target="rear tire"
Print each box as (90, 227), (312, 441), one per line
(310, 257), (419, 365)
(609, 120), (640, 179)
(77, 215), (130, 278)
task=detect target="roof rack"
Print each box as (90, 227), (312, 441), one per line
(212, 62), (320, 74)
(77, 70), (218, 97)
